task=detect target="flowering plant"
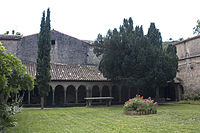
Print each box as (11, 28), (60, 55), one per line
(123, 95), (158, 112)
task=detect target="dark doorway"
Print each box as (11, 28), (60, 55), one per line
(78, 85), (86, 103)
(67, 85), (76, 103)
(55, 85), (64, 106)
(92, 85), (100, 102)
(112, 86), (119, 103)
(31, 85), (40, 104)
(102, 86), (110, 97)
(45, 86), (53, 106)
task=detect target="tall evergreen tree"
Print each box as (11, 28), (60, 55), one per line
(94, 18), (178, 100)
(36, 8), (51, 109)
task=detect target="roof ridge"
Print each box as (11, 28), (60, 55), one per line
(173, 34), (200, 45)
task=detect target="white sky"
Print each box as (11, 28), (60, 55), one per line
(0, 0), (199, 41)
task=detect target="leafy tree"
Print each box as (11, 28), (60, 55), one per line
(12, 30), (15, 35)
(0, 43), (34, 103)
(4, 31), (9, 35)
(94, 18), (178, 100)
(36, 8), (51, 109)
(193, 19), (200, 34)
(0, 42), (34, 130)
(93, 34), (104, 57)
(145, 24), (178, 100)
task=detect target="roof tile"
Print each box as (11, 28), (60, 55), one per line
(23, 61), (107, 81)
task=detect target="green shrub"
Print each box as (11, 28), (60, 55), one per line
(123, 95), (158, 112)
(184, 89), (200, 101)
(179, 100), (200, 105)
(0, 96), (23, 132)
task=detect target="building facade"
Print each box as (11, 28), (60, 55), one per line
(174, 35), (200, 98)
(0, 30), (180, 106)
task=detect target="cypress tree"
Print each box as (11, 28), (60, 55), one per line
(36, 8), (51, 109)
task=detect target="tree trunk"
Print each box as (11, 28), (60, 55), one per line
(41, 97), (44, 109)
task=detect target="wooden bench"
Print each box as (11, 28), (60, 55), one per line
(84, 97), (114, 107)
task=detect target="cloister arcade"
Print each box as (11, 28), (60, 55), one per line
(23, 81), (135, 106)
(21, 81), (183, 107)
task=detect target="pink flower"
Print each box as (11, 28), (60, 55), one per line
(149, 97), (151, 99)
(155, 102), (158, 105)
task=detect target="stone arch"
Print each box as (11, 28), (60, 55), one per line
(92, 85), (100, 97)
(45, 86), (53, 106)
(163, 83), (176, 101)
(67, 85), (76, 103)
(112, 86), (119, 103)
(121, 86), (129, 103)
(55, 85), (64, 106)
(78, 85), (86, 103)
(92, 85), (100, 102)
(102, 86), (110, 97)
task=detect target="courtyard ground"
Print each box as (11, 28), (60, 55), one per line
(6, 103), (200, 133)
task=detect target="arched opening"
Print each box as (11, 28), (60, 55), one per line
(112, 86), (119, 103)
(55, 85), (64, 106)
(121, 86), (129, 103)
(78, 85), (86, 103)
(31, 85), (40, 104)
(164, 83), (176, 101)
(92, 85), (100, 102)
(102, 86), (110, 97)
(45, 86), (53, 106)
(67, 85), (76, 103)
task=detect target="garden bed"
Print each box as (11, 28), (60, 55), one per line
(123, 95), (158, 115)
(123, 110), (157, 115)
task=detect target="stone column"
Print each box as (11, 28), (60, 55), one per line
(64, 87), (67, 104)
(28, 90), (31, 105)
(109, 86), (112, 97)
(75, 87), (78, 104)
(100, 86), (102, 103)
(52, 87), (55, 106)
(86, 86), (92, 97)
(175, 85), (181, 101)
(99, 86), (103, 97)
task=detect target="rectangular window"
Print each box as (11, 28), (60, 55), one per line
(51, 40), (55, 45)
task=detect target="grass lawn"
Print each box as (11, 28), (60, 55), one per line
(6, 103), (200, 133)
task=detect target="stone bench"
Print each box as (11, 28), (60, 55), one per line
(84, 97), (114, 107)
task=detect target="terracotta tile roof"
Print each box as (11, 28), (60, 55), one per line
(23, 61), (107, 81)
(0, 34), (22, 40)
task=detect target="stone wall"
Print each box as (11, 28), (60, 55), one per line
(16, 34), (38, 62)
(7, 30), (99, 65)
(174, 35), (200, 97)
(1, 40), (19, 56)
(87, 45), (101, 65)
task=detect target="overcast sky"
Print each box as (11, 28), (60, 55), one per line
(0, 0), (199, 41)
